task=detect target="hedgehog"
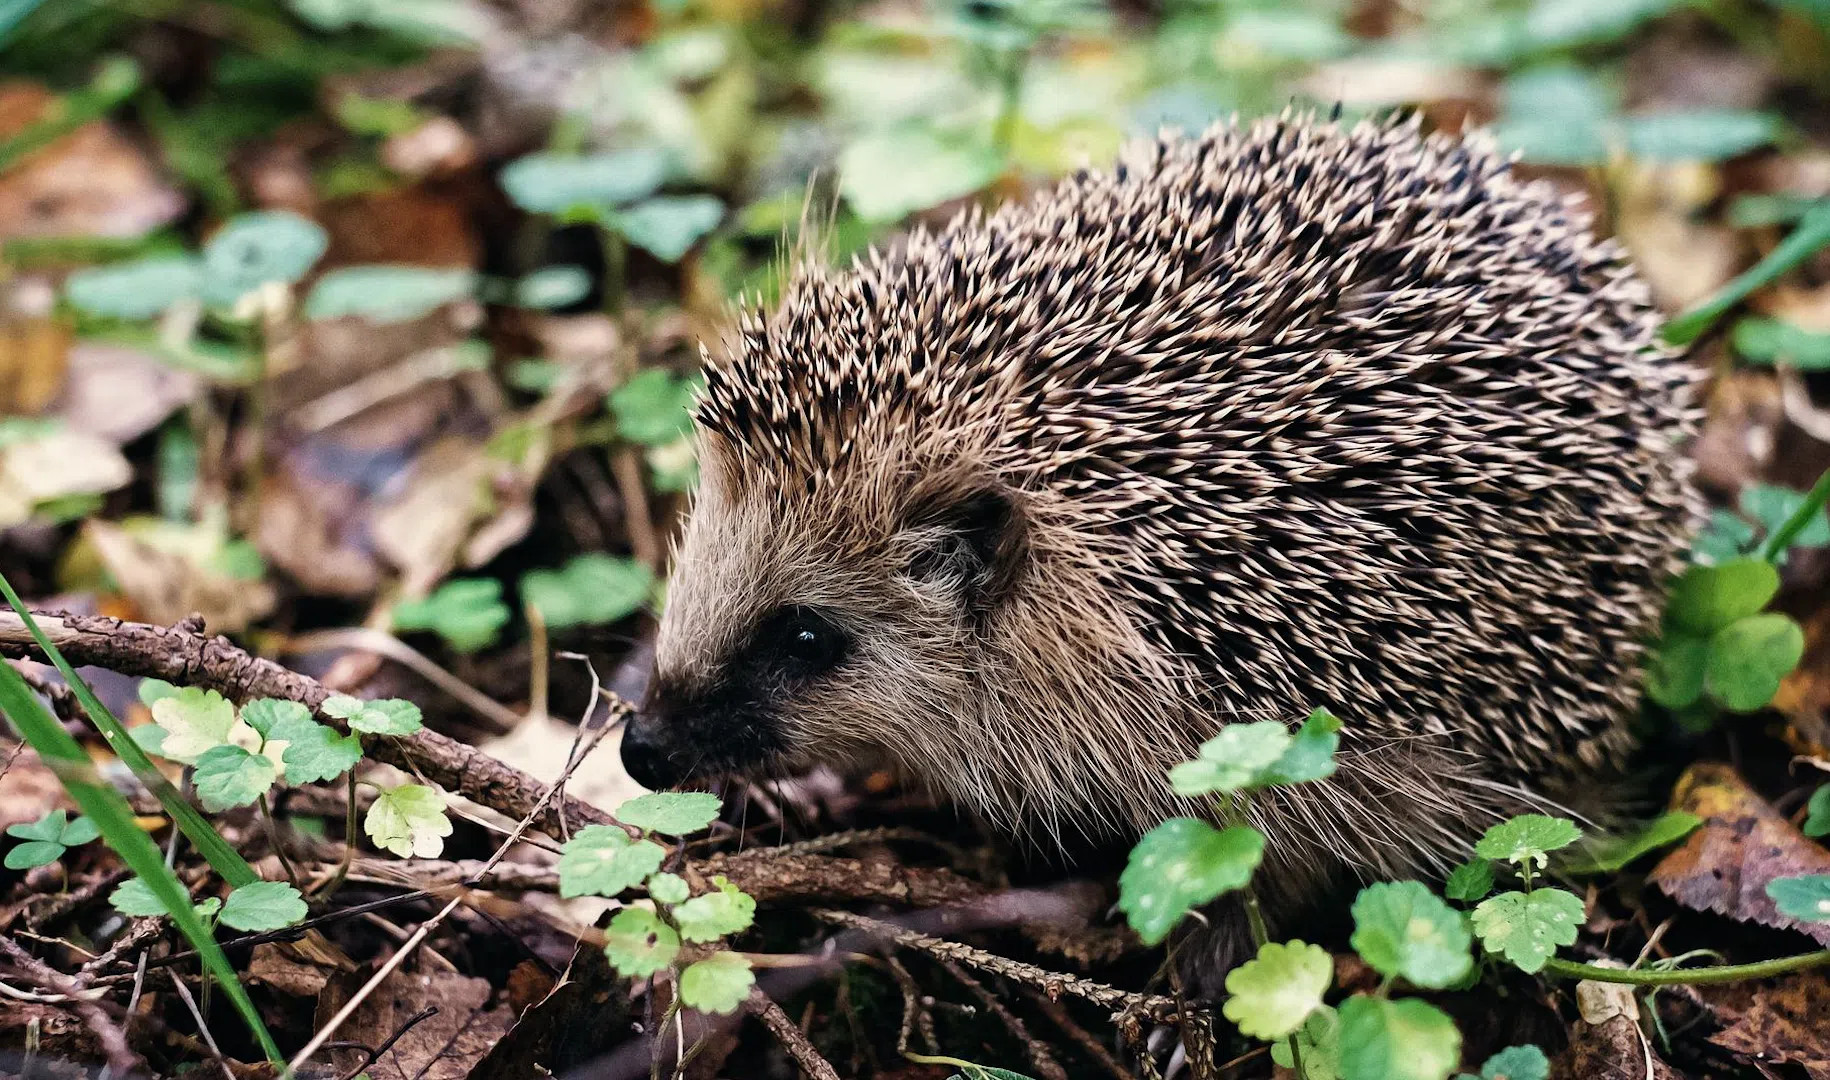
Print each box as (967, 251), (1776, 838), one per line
(620, 112), (1701, 960)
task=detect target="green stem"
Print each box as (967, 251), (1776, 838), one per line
(1241, 887), (1270, 948)
(1542, 950), (1830, 986)
(1759, 466), (1830, 563)
(258, 794), (298, 887)
(601, 226), (627, 317)
(992, 48), (1027, 158)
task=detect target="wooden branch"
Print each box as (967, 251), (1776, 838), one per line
(746, 988), (842, 1080)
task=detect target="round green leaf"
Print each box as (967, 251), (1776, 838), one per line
(1765, 875), (1830, 923)
(4, 840), (64, 870)
(609, 370), (700, 448)
(1665, 558), (1780, 636)
(7, 809), (72, 843)
(364, 783), (453, 858)
(324, 695), (424, 736)
(151, 686), (239, 764)
(192, 744), (280, 812)
(1222, 940), (1332, 1039)
(1169, 720), (1293, 796)
(1259, 707), (1342, 787)
(838, 128), (1002, 223)
(1349, 881), (1473, 988)
(1741, 483), (1830, 550)
(65, 256), (203, 319)
(201, 211), (328, 305)
(1477, 1044), (1550, 1080)
(557, 824), (668, 898)
(521, 554), (656, 629)
(514, 265), (592, 310)
(603, 907), (680, 977)
(1272, 1006), (1340, 1080)
(57, 814), (98, 848)
(392, 578), (511, 653)
(304, 265), (477, 323)
(615, 195), (724, 262)
(110, 877), (173, 917)
(500, 150), (671, 215)
(1471, 889), (1584, 973)
(678, 951), (754, 1014)
(674, 876), (755, 942)
(274, 718), (364, 784)
(615, 791), (722, 835)
(647, 872), (690, 905)
(1473, 814), (1583, 869)
(1118, 819), (1264, 945)
(1645, 632), (1708, 709)
(1337, 996), (1462, 1080)
(240, 698), (310, 739)
(1623, 110), (1781, 162)
(1705, 612), (1805, 712)
(1444, 860), (1495, 903)
(219, 880), (308, 931)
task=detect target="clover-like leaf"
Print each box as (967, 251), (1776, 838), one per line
(393, 578), (511, 653)
(201, 210), (328, 306)
(65, 256), (203, 319)
(500, 150), (671, 215)
(270, 713), (363, 784)
(239, 698), (309, 739)
(1222, 940), (1332, 1039)
(615, 791), (721, 836)
(1765, 875), (1830, 923)
(304, 265), (477, 323)
(614, 195), (723, 262)
(1645, 632), (1708, 709)
(647, 872), (690, 905)
(219, 880), (308, 931)
(1705, 612), (1805, 713)
(1258, 707), (1342, 787)
(609, 370), (700, 448)
(1664, 558), (1780, 636)
(1471, 1044), (1550, 1080)
(1118, 818), (1264, 945)
(193, 744), (280, 811)
(1473, 815), (1583, 869)
(1806, 785), (1830, 839)
(679, 951), (754, 1014)
(1471, 888), (1584, 973)
(1336, 996), (1462, 1080)
(602, 907), (680, 977)
(322, 694), (423, 736)
(3, 810), (93, 870)
(364, 783), (453, 858)
(557, 824), (667, 898)
(5, 840), (64, 869)
(522, 554), (655, 629)
(151, 686), (240, 763)
(1349, 881), (1473, 988)
(1169, 721), (1293, 796)
(1444, 860), (1495, 903)
(674, 876), (756, 942)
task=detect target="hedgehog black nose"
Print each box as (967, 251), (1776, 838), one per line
(620, 712), (688, 790)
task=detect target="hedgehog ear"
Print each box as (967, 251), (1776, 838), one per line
(902, 484), (1027, 612)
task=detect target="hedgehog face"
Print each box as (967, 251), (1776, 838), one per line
(621, 452), (1028, 793)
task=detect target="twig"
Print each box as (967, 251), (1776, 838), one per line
(1024, 990), (1134, 1080)
(810, 909), (1178, 1022)
(610, 447), (663, 572)
(0, 935), (141, 1077)
(941, 961), (1067, 1080)
(282, 626), (522, 733)
(332, 1004), (441, 1080)
(746, 987), (842, 1080)
(886, 955), (938, 1055)
(166, 969), (237, 1080)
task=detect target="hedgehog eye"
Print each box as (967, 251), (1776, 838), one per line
(766, 606), (848, 676)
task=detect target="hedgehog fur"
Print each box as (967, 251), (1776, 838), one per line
(623, 112), (1701, 926)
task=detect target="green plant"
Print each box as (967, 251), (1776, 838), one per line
(4, 809), (98, 870)
(521, 553), (657, 630)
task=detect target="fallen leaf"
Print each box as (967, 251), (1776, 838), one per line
(249, 942), (333, 998)
(1704, 971), (1830, 1079)
(0, 82), (183, 239)
(53, 342), (201, 446)
(86, 519), (275, 632)
(468, 943), (630, 1080)
(1649, 762), (1830, 945)
(316, 966), (512, 1080)
(0, 305), (69, 415)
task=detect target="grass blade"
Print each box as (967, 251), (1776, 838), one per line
(0, 657), (284, 1064)
(1760, 467), (1830, 564)
(0, 573), (256, 887)
(1663, 201), (1830, 345)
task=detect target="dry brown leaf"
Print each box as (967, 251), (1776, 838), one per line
(0, 82), (183, 239)
(0, 746), (68, 833)
(1649, 762), (1830, 945)
(1557, 975), (1683, 1080)
(316, 966), (513, 1080)
(86, 520), (275, 632)
(1614, 160), (1742, 314)
(467, 944), (628, 1080)
(1704, 971), (1830, 1079)
(53, 342), (201, 446)
(249, 942), (334, 998)
(0, 302), (70, 415)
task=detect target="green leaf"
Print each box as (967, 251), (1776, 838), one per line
(557, 824), (668, 898)
(1272, 1006), (1340, 1080)
(1260, 707), (1342, 786)
(838, 127), (1003, 223)
(1476, 1044), (1550, 1080)
(1444, 860), (1495, 903)
(151, 686), (240, 764)
(614, 195), (724, 262)
(674, 876), (756, 942)
(1222, 939), (1332, 1038)
(219, 880), (307, 931)
(1336, 996), (1462, 1080)
(59, 813), (99, 847)
(1765, 875), (1830, 923)
(1349, 881), (1473, 988)
(1705, 612), (1805, 712)
(1169, 720), (1294, 796)
(521, 554), (656, 629)
(239, 698), (309, 739)
(1691, 508), (1759, 565)
(648, 872), (690, 904)
(192, 744), (280, 811)
(500, 150), (671, 215)
(64, 256), (203, 319)
(1474, 814), (1583, 869)
(1666, 203), (1830, 345)
(1742, 483), (1830, 551)
(364, 783), (453, 858)
(615, 791), (722, 835)
(1622, 110), (1782, 162)
(609, 370), (700, 447)
(110, 876), (176, 917)
(392, 578), (511, 653)
(1491, 66), (1614, 166)
(678, 951), (754, 1014)
(1471, 888), (1585, 973)
(201, 211), (328, 306)
(1805, 785), (1830, 839)
(1645, 632), (1709, 709)
(322, 695), (423, 736)
(1665, 558), (1781, 636)
(1118, 819), (1265, 945)
(271, 715), (363, 785)
(602, 907), (680, 977)
(138, 678), (180, 708)
(4, 840), (63, 869)
(1564, 811), (1703, 874)
(514, 266), (592, 310)
(304, 265), (477, 323)
(7, 809), (73, 843)
(1734, 318), (1830, 371)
